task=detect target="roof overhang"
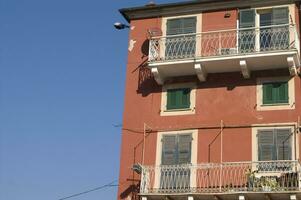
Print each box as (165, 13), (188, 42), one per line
(119, 0), (301, 23)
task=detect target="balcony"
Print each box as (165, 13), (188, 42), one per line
(148, 25), (300, 84)
(140, 160), (301, 200)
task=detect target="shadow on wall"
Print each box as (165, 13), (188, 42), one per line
(135, 67), (291, 97)
(132, 38), (291, 97)
(132, 39), (162, 97)
(120, 183), (140, 200)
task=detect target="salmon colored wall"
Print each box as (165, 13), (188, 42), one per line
(117, 6), (301, 200)
(202, 9), (237, 32)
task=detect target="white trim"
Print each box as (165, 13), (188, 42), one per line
(155, 129), (198, 189)
(251, 123), (298, 162)
(256, 76), (295, 111)
(160, 83), (196, 116)
(160, 13), (202, 62)
(148, 50), (299, 67)
(151, 67), (164, 85)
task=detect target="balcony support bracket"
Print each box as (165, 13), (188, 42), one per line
(195, 63), (207, 82)
(290, 195), (297, 200)
(240, 60), (250, 79)
(151, 67), (164, 85)
(287, 56), (298, 76)
(239, 195), (245, 200)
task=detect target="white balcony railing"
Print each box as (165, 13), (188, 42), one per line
(149, 24), (300, 63)
(140, 160), (301, 195)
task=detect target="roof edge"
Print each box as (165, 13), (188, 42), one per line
(119, 0), (301, 23)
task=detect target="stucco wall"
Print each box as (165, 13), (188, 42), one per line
(117, 5), (301, 200)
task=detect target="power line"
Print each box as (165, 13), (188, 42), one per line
(58, 180), (118, 200)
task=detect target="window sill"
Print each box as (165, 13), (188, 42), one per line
(261, 103), (290, 106)
(165, 108), (192, 112)
(160, 108), (195, 116)
(257, 103), (295, 111)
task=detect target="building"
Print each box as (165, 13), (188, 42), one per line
(117, 0), (301, 200)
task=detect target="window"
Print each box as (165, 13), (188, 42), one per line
(257, 77), (295, 111)
(161, 83), (196, 116)
(160, 134), (192, 191)
(239, 7), (289, 53)
(262, 81), (288, 105)
(166, 88), (191, 110)
(165, 17), (196, 60)
(161, 134), (192, 165)
(258, 129), (292, 161)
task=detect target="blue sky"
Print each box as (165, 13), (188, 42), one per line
(0, 0), (178, 199)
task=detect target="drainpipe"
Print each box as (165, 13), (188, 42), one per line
(219, 120), (224, 192)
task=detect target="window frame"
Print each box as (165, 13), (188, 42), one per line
(155, 130), (198, 190)
(252, 124), (297, 163)
(161, 14), (201, 61)
(257, 128), (292, 161)
(256, 77), (295, 111)
(160, 83), (196, 116)
(239, 6), (291, 52)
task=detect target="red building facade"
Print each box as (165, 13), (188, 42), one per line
(118, 1), (301, 200)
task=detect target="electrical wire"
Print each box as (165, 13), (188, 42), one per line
(58, 180), (118, 200)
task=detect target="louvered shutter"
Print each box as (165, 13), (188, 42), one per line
(277, 82), (289, 103)
(181, 88), (191, 109)
(258, 130), (275, 161)
(162, 135), (177, 165)
(239, 9), (256, 52)
(177, 134), (192, 164)
(272, 7), (289, 49)
(272, 7), (289, 25)
(276, 129), (291, 160)
(263, 82), (288, 104)
(240, 9), (256, 28)
(166, 17), (196, 36)
(166, 17), (196, 59)
(167, 89), (178, 110)
(263, 83), (274, 104)
(167, 88), (191, 110)
(182, 17), (196, 34)
(167, 19), (183, 36)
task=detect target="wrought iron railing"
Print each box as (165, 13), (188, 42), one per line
(140, 160), (301, 194)
(149, 24), (300, 62)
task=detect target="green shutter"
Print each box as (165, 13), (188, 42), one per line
(277, 82), (289, 103)
(162, 135), (177, 165)
(177, 134), (192, 164)
(263, 83), (274, 104)
(258, 129), (275, 161)
(166, 88), (191, 110)
(272, 7), (289, 25)
(262, 82), (288, 105)
(167, 89), (177, 110)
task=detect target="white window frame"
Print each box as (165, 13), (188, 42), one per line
(256, 76), (295, 111)
(155, 129), (198, 190)
(251, 124), (298, 176)
(160, 82), (196, 116)
(161, 14), (202, 60)
(239, 5), (294, 52)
